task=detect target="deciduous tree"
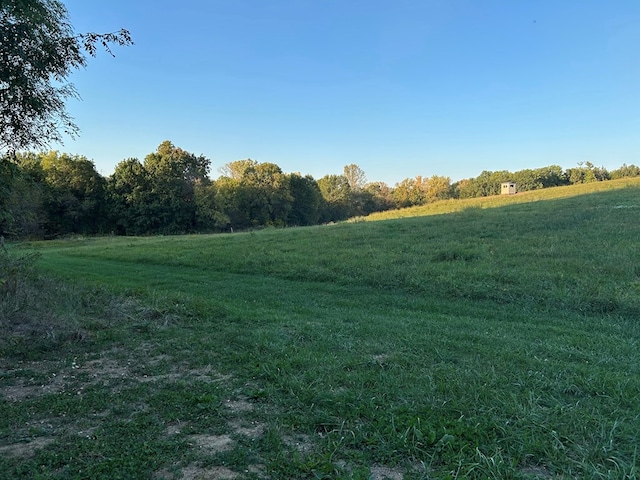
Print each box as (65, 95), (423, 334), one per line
(393, 177), (426, 208)
(219, 159), (258, 180)
(317, 174), (352, 221)
(142, 141), (210, 233)
(194, 181), (230, 232)
(38, 151), (106, 235)
(610, 164), (640, 179)
(565, 162), (609, 184)
(287, 173), (325, 226)
(0, 0), (132, 154)
(363, 181), (394, 212)
(343, 164), (367, 191)
(219, 160), (293, 227)
(107, 158), (150, 234)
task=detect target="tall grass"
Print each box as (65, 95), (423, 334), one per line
(2, 180), (640, 479)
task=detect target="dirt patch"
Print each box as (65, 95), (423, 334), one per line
(136, 363), (232, 385)
(181, 466), (238, 479)
(0, 373), (67, 401)
(0, 355), (129, 402)
(79, 358), (130, 379)
(188, 434), (234, 453)
(224, 397), (253, 413)
(0, 437), (55, 458)
(1, 349), (257, 477)
(166, 423), (186, 436)
(370, 465), (403, 480)
(228, 419), (265, 438)
(246, 464), (266, 477)
(1, 355), (231, 403)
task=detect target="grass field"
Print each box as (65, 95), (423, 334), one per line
(2, 177), (640, 479)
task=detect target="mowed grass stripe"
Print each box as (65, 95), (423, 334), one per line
(33, 254), (639, 475)
(32, 186), (640, 318)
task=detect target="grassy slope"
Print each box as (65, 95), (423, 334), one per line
(2, 177), (640, 479)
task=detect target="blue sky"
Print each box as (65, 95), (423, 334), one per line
(60, 0), (640, 185)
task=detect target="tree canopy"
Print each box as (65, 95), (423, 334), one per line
(107, 141), (210, 234)
(0, 0), (132, 154)
(2, 139), (638, 239)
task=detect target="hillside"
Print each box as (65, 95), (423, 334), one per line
(360, 176), (640, 221)
(2, 178), (640, 479)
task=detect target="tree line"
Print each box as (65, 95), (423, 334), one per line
(1, 140), (638, 238)
(3, 3), (638, 239)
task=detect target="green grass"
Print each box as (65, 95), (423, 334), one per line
(360, 176), (640, 222)
(2, 179), (640, 479)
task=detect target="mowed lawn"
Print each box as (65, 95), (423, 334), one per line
(2, 179), (640, 479)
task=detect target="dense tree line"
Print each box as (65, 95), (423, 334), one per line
(2, 3), (639, 239)
(1, 141), (638, 238)
(2, 3), (638, 239)
(0, 142), (390, 237)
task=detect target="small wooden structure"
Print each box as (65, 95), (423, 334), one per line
(501, 182), (517, 195)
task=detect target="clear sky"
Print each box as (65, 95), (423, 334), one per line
(59, 0), (640, 185)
